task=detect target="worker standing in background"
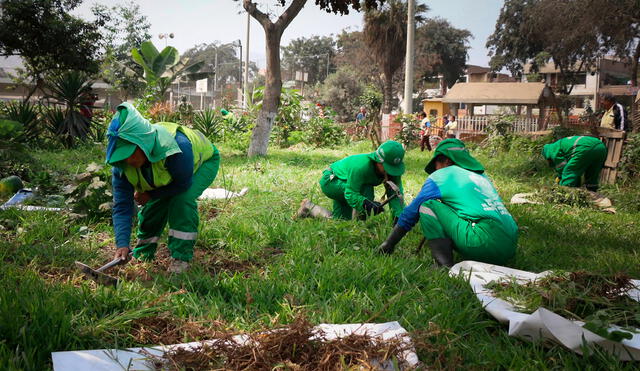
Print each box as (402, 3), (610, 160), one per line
(296, 141), (406, 222)
(106, 103), (220, 273)
(444, 114), (458, 138)
(600, 94), (628, 132)
(542, 136), (607, 192)
(378, 139), (518, 267)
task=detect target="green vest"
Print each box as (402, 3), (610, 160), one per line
(123, 122), (214, 192)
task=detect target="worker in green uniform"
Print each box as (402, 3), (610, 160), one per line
(106, 103), (220, 273)
(378, 139), (518, 267)
(296, 140), (405, 221)
(542, 136), (607, 192)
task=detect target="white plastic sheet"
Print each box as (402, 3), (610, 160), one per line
(450, 260), (640, 360)
(198, 187), (249, 200)
(51, 321), (419, 370)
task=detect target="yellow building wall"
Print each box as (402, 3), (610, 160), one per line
(422, 101), (449, 126)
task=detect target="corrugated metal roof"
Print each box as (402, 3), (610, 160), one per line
(442, 82), (547, 104)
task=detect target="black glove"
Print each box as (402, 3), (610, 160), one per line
(377, 225), (409, 255)
(363, 199), (384, 215)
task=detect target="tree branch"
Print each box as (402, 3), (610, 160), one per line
(275, 0), (307, 33)
(243, 0), (272, 29)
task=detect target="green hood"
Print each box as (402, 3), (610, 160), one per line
(425, 138), (484, 174)
(542, 141), (561, 161)
(106, 102), (181, 165)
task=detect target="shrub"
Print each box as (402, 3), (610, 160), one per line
(318, 66), (365, 122)
(619, 133), (640, 184)
(482, 115), (516, 154)
(393, 114), (420, 149)
(64, 162), (112, 220)
(303, 115), (345, 148)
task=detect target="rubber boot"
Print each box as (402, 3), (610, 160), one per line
(428, 238), (454, 267)
(377, 225), (409, 255)
(296, 199), (331, 219)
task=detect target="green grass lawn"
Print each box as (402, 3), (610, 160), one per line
(1, 140), (639, 370)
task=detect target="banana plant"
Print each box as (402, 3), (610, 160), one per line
(131, 41), (204, 102)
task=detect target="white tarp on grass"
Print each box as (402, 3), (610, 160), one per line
(450, 260), (640, 360)
(198, 187), (249, 200)
(51, 321), (419, 371)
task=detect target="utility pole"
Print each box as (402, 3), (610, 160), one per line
(402, 0), (416, 115)
(213, 49), (218, 108)
(243, 11), (250, 109)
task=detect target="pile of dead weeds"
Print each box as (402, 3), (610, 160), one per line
(146, 315), (413, 370)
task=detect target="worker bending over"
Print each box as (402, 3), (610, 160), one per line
(378, 139), (518, 266)
(297, 141), (405, 221)
(106, 103), (220, 273)
(542, 136), (607, 192)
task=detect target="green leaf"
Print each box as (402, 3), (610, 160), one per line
(152, 46), (179, 76)
(139, 41), (159, 64)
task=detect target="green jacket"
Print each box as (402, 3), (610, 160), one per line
(542, 136), (604, 178)
(329, 153), (405, 216)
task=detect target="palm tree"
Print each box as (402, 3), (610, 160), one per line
(364, 0), (427, 114)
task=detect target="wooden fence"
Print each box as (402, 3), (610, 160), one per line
(457, 116), (540, 134)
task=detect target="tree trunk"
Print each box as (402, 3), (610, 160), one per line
(382, 73), (393, 114)
(631, 41), (640, 87)
(244, 0), (307, 157)
(248, 28), (282, 156)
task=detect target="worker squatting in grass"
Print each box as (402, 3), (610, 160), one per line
(377, 139), (518, 266)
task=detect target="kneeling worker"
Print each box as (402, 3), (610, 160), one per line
(297, 141), (405, 221)
(378, 139), (518, 267)
(542, 136), (607, 192)
(106, 103), (220, 273)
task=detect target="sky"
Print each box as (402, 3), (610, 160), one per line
(74, 0), (504, 68)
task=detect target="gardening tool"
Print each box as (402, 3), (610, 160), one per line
(380, 181), (402, 207)
(75, 255), (130, 287)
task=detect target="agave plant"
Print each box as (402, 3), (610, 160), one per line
(4, 101), (41, 143)
(131, 41), (204, 103)
(44, 71), (94, 147)
(192, 109), (224, 141)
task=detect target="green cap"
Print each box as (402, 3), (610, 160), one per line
(370, 140), (405, 177)
(424, 138), (484, 174)
(220, 108), (229, 116)
(107, 138), (137, 165)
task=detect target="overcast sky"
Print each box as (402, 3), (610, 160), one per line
(75, 0), (503, 68)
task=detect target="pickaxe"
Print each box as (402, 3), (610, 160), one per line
(380, 180), (402, 207)
(75, 255), (129, 287)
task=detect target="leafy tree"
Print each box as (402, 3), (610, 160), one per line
(415, 18), (471, 89)
(131, 41), (205, 103)
(363, 0), (427, 114)
(239, 0), (385, 157)
(282, 36), (336, 84)
(319, 66), (365, 121)
(92, 3), (152, 100)
(487, 0), (602, 95)
(587, 0), (640, 86)
(0, 0), (105, 102)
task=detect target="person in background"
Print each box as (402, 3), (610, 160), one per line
(419, 111), (432, 151)
(444, 114), (458, 138)
(542, 135), (607, 192)
(378, 139), (518, 267)
(600, 94), (628, 132)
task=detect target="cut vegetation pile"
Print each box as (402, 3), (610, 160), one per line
(487, 271), (640, 341)
(531, 186), (594, 208)
(147, 316), (412, 370)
